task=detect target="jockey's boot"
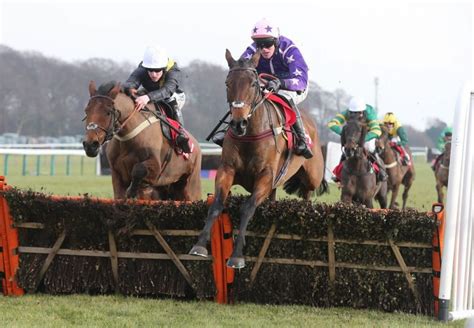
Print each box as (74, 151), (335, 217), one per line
(170, 100), (191, 153)
(370, 152), (388, 182)
(400, 146), (410, 166)
(290, 100), (313, 159)
(432, 153), (443, 171)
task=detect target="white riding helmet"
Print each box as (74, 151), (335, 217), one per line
(251, 18), (280, 39)
(142, 45), (168, 69)
(348, 97), (367, 112)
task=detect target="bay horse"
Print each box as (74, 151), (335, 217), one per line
(434, 141), (451, 203)
(82, 81), (202, 201)
(375, 125), (415, 209)
(340, 119), (387, 208)
(189, 50), (328, 269)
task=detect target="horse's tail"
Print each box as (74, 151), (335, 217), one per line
(283, 176), (329, 198)
(317, 178), (329, 196)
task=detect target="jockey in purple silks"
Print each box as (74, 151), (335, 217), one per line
(213, 18), (313, 159)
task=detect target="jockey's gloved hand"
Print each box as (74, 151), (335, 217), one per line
(266, 79), (282, 93)
(124, 87), (138, 98)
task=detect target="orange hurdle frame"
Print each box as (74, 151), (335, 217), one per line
(0, 176), (24, 296)
(432, 203), (445, 317)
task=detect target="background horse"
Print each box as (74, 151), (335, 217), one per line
(82, 81), (202, 201)
(190, 50), (328, 269)
(340, 119), (387, 208)
(434, 141), (451, 203)
(375, 125), (415, 209)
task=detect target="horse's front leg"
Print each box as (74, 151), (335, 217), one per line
(227, 172), (274, 269)
(189, 167), (235, 257)
(126, 162), (149, 199)
(389, 182), (401, 209)
(111, 168), (127, 199)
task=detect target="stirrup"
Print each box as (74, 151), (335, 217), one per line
(295, 140), (313, 159)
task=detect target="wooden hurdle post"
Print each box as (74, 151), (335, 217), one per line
(0, 176), (24, 296)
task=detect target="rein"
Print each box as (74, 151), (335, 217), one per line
(85, 94), (152, 143)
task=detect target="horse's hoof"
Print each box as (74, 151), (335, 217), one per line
(227, 257), (245, 269)
(189, 245), (208, 257)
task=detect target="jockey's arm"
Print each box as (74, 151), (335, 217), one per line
(365, 119), (382, 141)
(327, 112), (347, 135)
(396, 126), (409, 146)
(278, 47), (308, 92)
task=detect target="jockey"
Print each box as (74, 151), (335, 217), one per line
(328, 97), (388, 183)
(382, 112), (411, 166)
(234, 18), (312, 159)
(123, 45), (190, 153)
(432, 126), (452, 170)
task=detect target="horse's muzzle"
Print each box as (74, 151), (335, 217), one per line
(230, 118), (248, 136)
(82, 140), (100, 157)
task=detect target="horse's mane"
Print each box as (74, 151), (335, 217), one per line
(97, 81), (117, 96)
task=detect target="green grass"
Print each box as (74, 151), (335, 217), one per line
(0, 295), (464, 327)
(4, 156), (439, 211)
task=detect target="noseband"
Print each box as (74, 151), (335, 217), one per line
(84, 95), (121, 144)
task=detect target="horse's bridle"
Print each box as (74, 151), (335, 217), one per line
(83, 95), (121, 144)
(227, 67), (269, 120)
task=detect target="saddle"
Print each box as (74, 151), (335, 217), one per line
(150, 103), (194, 157)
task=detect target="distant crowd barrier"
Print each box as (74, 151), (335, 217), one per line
(0, 143), (222, 177)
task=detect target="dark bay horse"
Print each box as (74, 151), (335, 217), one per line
(189, 50), (328, 269)
(340, 119), (387, 208)
(434, 141), (451, 203)
(82, 81), (202, 201)
(375, 126), (415, 209)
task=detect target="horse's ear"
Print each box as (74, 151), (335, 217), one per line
(89, 81), (97, 97)
(359, 125), (367, 146)
(109, 82), (121, 99)
(250, 52), (261, 68)
(225, 49), (236, 68)
(341, 127), (346, 146)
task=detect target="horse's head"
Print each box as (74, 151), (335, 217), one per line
(375, 124), (389, 156)
(443, 141), (452, 166)
(341, 119), (367, 158)
(82, 81), (132, 157)
(225, 49), (262, 136)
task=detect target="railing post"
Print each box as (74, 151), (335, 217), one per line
(0, 176), (24, 296)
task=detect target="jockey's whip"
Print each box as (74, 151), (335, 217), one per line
(206, 111), (230, 141)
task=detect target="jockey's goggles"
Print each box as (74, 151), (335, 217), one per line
(255, 38), (275, 49)
(146, 67), (165, 73)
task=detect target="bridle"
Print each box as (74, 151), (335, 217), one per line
(227, 67), (271, 120)
(83, 95), (121, 144)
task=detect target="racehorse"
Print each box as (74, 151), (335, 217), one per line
(434, 141), (451, 203)
(189, 50), (328, 269)
(375, 125), (415, 209)
(82, 81), (202, 201)
(340, 119), (387, 208)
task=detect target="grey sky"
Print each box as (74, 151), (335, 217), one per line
(0, 0), (472, 130)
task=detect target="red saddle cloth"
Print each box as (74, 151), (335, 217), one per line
(332, 160), (379, 181)
(165, 117), (194, 159)
(266, 94), (313, 150)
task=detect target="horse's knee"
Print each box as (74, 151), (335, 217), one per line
(131, 163), (147, 181)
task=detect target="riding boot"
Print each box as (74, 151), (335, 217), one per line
(169, 100), (191, 153)
(289, 100), (313, 159)
(400, 146), (410, 166)
(370, 152), (388, 182)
